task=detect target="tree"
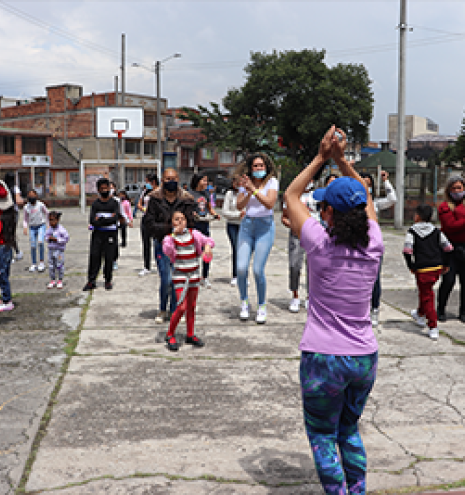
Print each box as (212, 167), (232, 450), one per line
(181, 49), (374, 167)
(440, 115), (465, 166)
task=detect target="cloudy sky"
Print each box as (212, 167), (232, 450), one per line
(1, 0), (465, 142)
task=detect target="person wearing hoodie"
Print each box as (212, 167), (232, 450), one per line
(437, 175), (465, 322)
(403, 204), (453, 340)
(144, 168), (196, 324)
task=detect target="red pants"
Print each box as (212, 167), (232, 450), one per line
(167, 287), (199, 338)
(416, 269), (442, 329)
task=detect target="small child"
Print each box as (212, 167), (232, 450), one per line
(118, 190), (133, 248)
(403, 204), (453, 340)
(23, 189), (49, 272)
(162, 210), (215, 351)
(45, 211), (69, 289)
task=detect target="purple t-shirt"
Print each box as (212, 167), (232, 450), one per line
(299, 217), (384, 356)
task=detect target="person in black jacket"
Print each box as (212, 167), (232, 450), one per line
(403, 204), (453, 340)
(144, 168), (196, 323)
(83, 178), (123, 291)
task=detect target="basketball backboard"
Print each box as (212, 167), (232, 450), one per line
(96, 107), (144, 139)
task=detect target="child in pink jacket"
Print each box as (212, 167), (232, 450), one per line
(162, 210), (215, 351)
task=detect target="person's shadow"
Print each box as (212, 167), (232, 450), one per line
(239, 447), (324, 494)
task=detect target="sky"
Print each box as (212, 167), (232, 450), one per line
(1, 0), (465, 142)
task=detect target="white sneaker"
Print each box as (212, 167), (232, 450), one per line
(47, 281), (56, 289)
(371, 308), (379, 327)
(155, 311), (166, 324)
(204, 278), (211, 289)
(56, 280), (63, 289)
(16, 251), (24, 261)
(240, 300), (249, 320)
(0, 301), (14, 312)
(411, 309), (426, 328)
(230, 278), (237, 286)
(139, 268), (150, 276)
(256, 304), (267, 324)
(429, 327), (439, 340)
(289, 298), (300, 313)
(38, 262), (45, 272)
(29, 264), (37, 272)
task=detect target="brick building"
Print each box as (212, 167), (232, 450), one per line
(0, 84), (171, 192)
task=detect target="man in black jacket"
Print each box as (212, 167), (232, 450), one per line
(144, 168), (195, 323)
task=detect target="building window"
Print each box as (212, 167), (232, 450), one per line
(125, 141), (141, 155)
(202, 148), (214, 160)
(69, 172), (80, 185)
(0, 136), (15, 154)
(125, 169), (135, 183)
(144, 142), (156, 156)
(219, 151), (233, 164)
(144, 113), (157, 127)
(22, 137), (46, 155)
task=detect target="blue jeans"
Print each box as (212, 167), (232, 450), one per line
(0, 245), (13, 303)
(226, 223), (240, 278)
(29, 223), (46, 264)
(237, 215), (275, 305)
(155, 241), (176, 313)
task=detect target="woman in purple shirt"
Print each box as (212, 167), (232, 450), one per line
(284, 127), (384, 495)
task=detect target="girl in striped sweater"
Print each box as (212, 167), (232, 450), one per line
(162, 210), (215, 351)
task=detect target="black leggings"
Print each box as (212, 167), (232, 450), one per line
(438, 246), (465, 316)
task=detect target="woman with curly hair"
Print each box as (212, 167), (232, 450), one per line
(284, 127), (384, 494)
(236, 152), (279, 323)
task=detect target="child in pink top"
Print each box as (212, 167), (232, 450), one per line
(118, 190), (133, 248)
(162, 210), (215, 352)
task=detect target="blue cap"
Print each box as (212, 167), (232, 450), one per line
(312, 177), (367, 213)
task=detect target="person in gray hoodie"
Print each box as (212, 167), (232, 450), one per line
(45, 211), (69, 289)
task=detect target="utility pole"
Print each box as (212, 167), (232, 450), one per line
(114, 75), (119, 185)
(120, 33), (126, 188)
(394, 0), (407, 229)
(156, 60), (162, 184)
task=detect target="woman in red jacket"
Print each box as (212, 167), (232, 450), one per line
(437, 175), (465, 322)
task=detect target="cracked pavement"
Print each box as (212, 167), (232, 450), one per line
(2, 209), (465, 494)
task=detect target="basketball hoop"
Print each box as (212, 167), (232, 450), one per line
(111, 119), (129, 140)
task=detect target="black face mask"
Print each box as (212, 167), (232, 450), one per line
(163, 180), (178, 192)
(100, 190), (110, 199)
(28, 197), (37, 205)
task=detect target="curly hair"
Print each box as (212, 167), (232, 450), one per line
(0, 206), (16, 248)
(190, 173), (208, 191)
(235, 152), (276, 184)
(325, 203), (369, 249)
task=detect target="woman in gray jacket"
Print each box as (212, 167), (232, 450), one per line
(222, 175), (245, 286)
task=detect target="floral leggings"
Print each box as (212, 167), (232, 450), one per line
(300, 351), (378, 495)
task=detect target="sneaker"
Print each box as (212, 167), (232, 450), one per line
(371, 308), (379, 327)
(230, 278), (237, 286)
(256, 304), (267, 324)
(0, 301), (14, 312)
(166, 335), (179, 352)
(113, 262), (118, 270)
(155, 311), (167, 324)
(47, 281), (56, 289)
(185, 335), (205, 347)
(410, 309), (426, 328)
(28, 264), (37, 272)
(16, 251), (24, 261)
(56, 280), (63, 289)
(240, 300), (249, 320)
(204, 278), (211, 289)
(139, 268), (150, 277)
(289, 298), (300, 313)
(429, 327), (439, 340)
(82, 281), (96, 291)
(38, 262), (45, 272)
(105, 281), (113, 290)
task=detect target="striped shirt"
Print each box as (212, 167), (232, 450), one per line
(172, 230), (201, 290)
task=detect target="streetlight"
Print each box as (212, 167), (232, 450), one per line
(132, 53), (181, 183)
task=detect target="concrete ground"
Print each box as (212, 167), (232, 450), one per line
(1, 208), (465, 494)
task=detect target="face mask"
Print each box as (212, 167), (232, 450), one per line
(28, 197), (37, 205)
(368, 187), (373, 194)
(252, 170), (267, 179)
(145, 183), (153, 191)
(164, 180), (178, 192)
(100, 190), (110, 199)
(450, 191), (465, 202)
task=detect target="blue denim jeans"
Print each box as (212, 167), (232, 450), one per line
(0, 245), (13, 303)
(29, 223), (46, 264)
(155, 241), (176, 313)
(226, 223), (240, 278)
(237, 215), (275, 305)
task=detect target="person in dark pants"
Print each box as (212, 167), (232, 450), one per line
(190, 174), (220, 288)
(138, 174), (159, 276)
(83, 178), (122, 291)
(437, 175), (465, 322)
